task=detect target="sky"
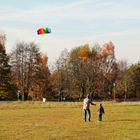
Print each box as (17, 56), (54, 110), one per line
(0, 0), (140, 66)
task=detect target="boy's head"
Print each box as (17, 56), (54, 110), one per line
(100, 104), (102, 107)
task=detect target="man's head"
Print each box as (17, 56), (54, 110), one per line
(86, 94), (90, 99)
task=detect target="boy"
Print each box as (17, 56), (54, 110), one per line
(98, 104), (105, 122)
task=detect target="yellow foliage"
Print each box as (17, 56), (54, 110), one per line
(101, 41), (114, 57)
(79, 44), (90, 59)
(39, 55), (48, 65)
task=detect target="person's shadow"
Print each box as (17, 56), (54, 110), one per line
(105, 119), (137, 122)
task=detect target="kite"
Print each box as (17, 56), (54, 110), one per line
(37, 27), (51, 35)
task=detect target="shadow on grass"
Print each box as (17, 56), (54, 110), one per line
(105, 119), (137, 122)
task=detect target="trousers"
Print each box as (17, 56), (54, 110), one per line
(84, 109), (91, 122)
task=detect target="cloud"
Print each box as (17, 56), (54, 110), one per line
(0, 0), (140, 24)
(0, 0), (140, 64)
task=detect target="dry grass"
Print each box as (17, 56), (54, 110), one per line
(0, 101), (140, 140)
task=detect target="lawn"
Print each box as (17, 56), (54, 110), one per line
(0, 101), (140, 140)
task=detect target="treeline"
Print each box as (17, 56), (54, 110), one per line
(0, 33), (140, 101)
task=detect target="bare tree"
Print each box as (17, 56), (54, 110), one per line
(10, 41), (42, 100)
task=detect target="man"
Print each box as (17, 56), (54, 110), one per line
(83, 94), (96, 122)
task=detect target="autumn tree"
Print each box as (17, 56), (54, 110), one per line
(98, 41), (118, 99)
(121, 63), (140, 99)
(34, 55), (51, 100)
(10, 41), (50, 100)
(51, 49), (71, 101)
(65, 45), (93, 100)
(114, 60), (128, 99)
(52, 42), (118, 100)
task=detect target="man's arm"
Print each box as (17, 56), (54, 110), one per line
(91, 101), (96, 105)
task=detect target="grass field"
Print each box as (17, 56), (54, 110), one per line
(0, 101), (140, 140)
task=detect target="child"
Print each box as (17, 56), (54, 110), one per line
(98, 104), (105, 122)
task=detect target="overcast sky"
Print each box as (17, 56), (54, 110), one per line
(0, 0), (140, 65)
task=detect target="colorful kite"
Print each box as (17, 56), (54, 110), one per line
(37, 27), (51, 35)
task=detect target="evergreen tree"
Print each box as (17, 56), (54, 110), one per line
(0, 34), (16, 100)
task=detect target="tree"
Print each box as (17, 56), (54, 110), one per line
(51, 42), (118, 100)
(0, 33), (16, 100)
(131, 63), (140, 99)
(10, 41), (50, 100)
(116, 62), (140, 100)
(95, 41), (117, 99)
(34, 55), (51, 100)
(124, 63), (140, 99)
(51, 41), (133, 101)
(51, 49), (71, 101)
(115, 60), (128, 100)
(69, 46), (88, 100)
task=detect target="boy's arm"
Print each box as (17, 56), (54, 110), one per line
(101, 107), (105, 113)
